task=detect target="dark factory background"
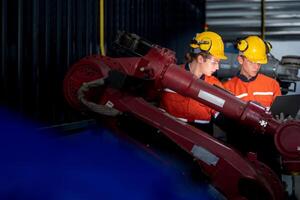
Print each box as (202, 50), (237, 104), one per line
(1, 0), (300, 199)
(0, 0), (205, 126)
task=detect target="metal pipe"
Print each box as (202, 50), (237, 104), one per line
(100, 0), (105, 55)
(261, 0), (266, 39)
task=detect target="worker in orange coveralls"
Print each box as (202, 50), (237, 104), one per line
(221, 36), (282, 175)
(224, 36), (281, 109)
(160, 31), (227, 134)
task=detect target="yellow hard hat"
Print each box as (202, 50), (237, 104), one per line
(190, 31), (227, 60)
(236, 36), (272, 64)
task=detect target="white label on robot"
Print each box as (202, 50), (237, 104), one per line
(198, 90), (225, 108)
(105, 101), (114, 108)
(191, 145), (219, 166)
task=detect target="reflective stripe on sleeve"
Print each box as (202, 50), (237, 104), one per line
(253, 92), (273, 96)
(160, 108), (210, 124)
(163, 88), (176, 93)
(236, 93), (248, 98)
(177, 118), (210, 124)
(194, 119), (210, 124)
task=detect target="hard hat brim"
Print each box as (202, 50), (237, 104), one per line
(248, 57), (267, 64)
(215, 54), (227, 60)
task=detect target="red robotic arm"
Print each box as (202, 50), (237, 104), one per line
(89, 46), (300, 161)
(63, 33), (300, 199)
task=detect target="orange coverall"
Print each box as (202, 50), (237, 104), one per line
(160, 64), (223, 123)
(224, 73), (281, 108)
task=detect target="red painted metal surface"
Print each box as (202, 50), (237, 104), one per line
(63, 46), (300, 199)
(96, 47), (300, 159)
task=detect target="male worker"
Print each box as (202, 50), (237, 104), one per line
(222, 36), (282, 175)
(224, 36), (281, 108)
(160, 31), (227, 134)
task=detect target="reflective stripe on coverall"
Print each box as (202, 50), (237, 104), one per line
(223, 73), (281, 108)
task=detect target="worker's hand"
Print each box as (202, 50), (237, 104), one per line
(275, 112), (293, 123)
